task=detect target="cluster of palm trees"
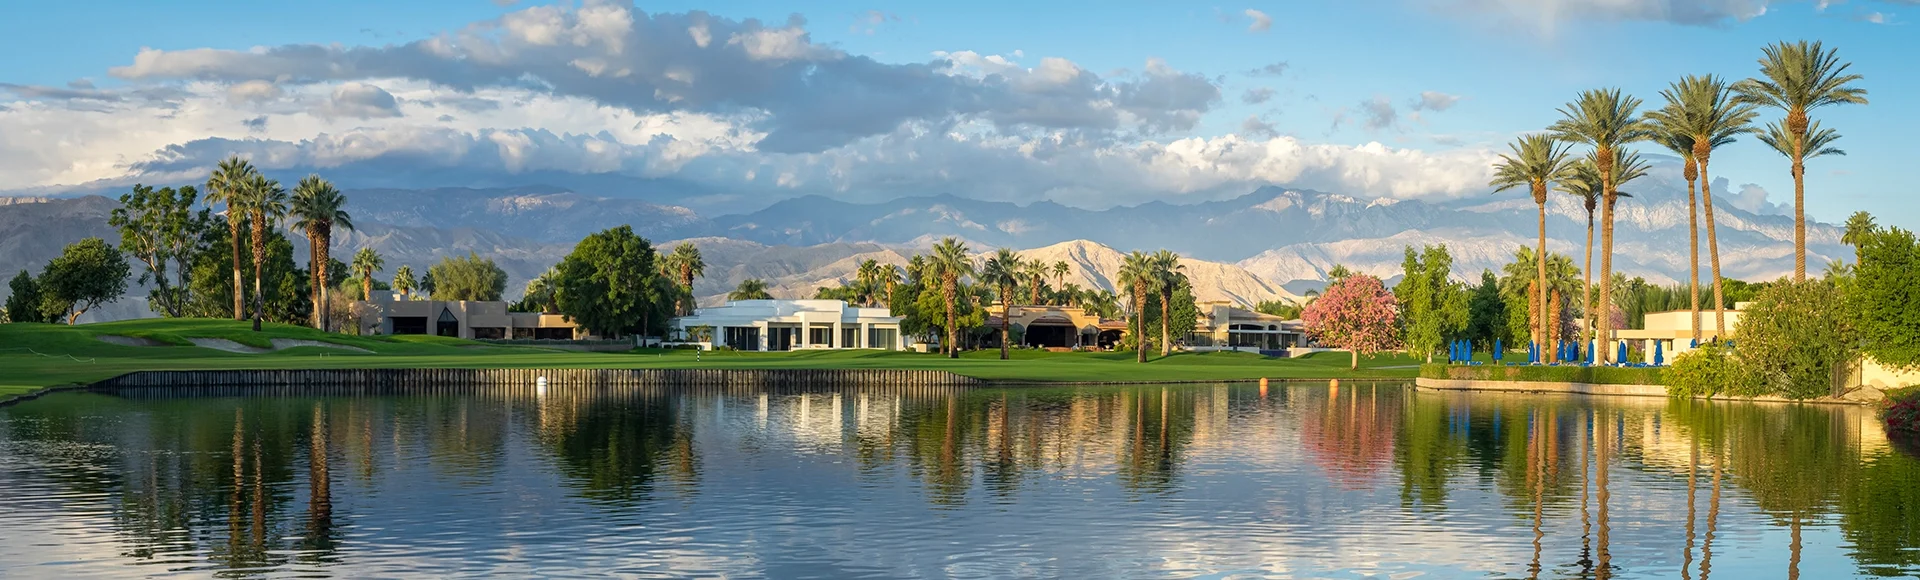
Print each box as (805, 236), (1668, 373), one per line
(1118, 249), (1186, 363)
(1491, 41), (1865, 363)
(205, 156), (361, 332)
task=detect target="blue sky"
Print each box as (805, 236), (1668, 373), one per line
(0, 0), (1913, 228)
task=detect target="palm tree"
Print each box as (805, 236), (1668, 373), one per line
(350, 248), (384, 303)
(1756, 124), (1846, 259)
(205, 156), (258, 320)
(392, 265), (416, 300)
(1734, 41), (1868, 281)
(1151, 250), (1186, 357)
(660, 243), (705, 314)
(927, 238), (974, 358)
(1083, 289), (1120, 321)
(236, 174), (288, 332)
(1117, 251), (1156, 363)
(882, 264), (903, 308)
(855, 259), (884, 306)
(1559, 151), (1647, 350)
(1645, 122), (1704, 344)
(1549, 88), (1652, 363)
(522, 267), (560, 313)
(728, 279), (773, 301)
(1498, 246), (1581, 345)
(1841, 211), (1876, 264)
(1053, 260), (1071, 291)
(1651, 75), (1760, 340)
(290, 175), (352, 330)
(1490, 134), (1576, 360)
(981, 249), (1023, 360)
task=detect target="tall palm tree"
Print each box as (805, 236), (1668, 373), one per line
(1651, 75), (1759, 340)
(1645, 122), (1704, 344)
(1052, 260), (1071, 291)
(351, 248), (384, 303)
(657, 243), (706, 315)
(1498, 246), (1581, 346)
(981, 249), (1023, 360)
(236, 174), (288, 332)
(728, 278), (773, 300)
(1550, 88), (1652, 363)
(290, 175), (352, 330)
(205, 156), (258, 320)
(1559, 152), (1647, 350)
(1490, 134), (1576, 360)
(1734, 41), (1868, 281)
(1756, 123), (1845, 256)
(392, 265), (416, 300)
(855, 259), (884, 306)
(522, 267), (560, 313)
(1841, 211), (1876, 264)
(1151, 250), (1186, 357)
(1117, 251), (1156, 363)
(927, 238), (974, 358)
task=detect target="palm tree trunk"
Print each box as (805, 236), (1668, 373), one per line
(1583, 211), (1595, 356)
(1687, 174), (1702, 345)
(1701, 165), (1727, 339)
(944, 276), (958, 359)
(1536, 199), (1550, 363)
(308, 230), (321, 329)
(229, 217), (245, 320)
(318, 230), (330, 332)
(999, 287), (1010, 361)
(251, 212), (266, 332)
(1134, 284), (1147, 364)
(1793, 160), (1806, 282)
(1598, 194), (1617, 363)
(1159, 290), (1171, 358)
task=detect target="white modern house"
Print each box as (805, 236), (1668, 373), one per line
(670, 299), (907, 351)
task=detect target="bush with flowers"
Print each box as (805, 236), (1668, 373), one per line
(1883, 385), (1920, 434)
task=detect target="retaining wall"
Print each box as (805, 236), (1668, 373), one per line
(92, 368), (984, 390)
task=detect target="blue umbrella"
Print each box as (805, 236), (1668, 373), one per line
(1586, 340), (1595, 365)
(1494, 339), (1503, 362)
(1528, 341), (1538, 364)
(1616, 341), (1629, 365)
(1654, 340), (1665, 366)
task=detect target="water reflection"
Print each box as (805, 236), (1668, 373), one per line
(0, 383), (1914, 578)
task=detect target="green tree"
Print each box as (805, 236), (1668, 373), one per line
(1465, 270), (1507, 350)
(555, 225), (660, 338)
(1254, 299), (1302, 319)
(391, 265), (417, 300)
(290, 175), (353, 330)
(1498, 247), (1580, 352)
(235, 174), (288, 331)
(1139, 277), (1199, 352)
(428, 253), (508, 302)
(5, 270), (45, 323)
(659, 242), (705, 314)
(1851, 225), (1920, 370)
(109, 184), (210, 318)
(927, 237), (974, 358)
(350, 248), (385, 302)
(1736, 278), (1856, 399)
(1650, 74), (1760, 340)
(980, 248), (1022, 360)
(1395, 245), (1469, 363)
(728, 279), (772, 300)
(40, 237), (131, 325)
(1490, 134), (1575, 357)
(1842, 211), (1877, 265)
(1151, 250), (1187, 357)
(1735, 41), (1869, 281)
(1550, 88), (1653, 362)
(1117, 251), (1156, 362)
(204, 156), (257, 320)
(514, 267), (559, 313)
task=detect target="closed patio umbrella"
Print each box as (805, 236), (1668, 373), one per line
(1493, 339), (1503, 363)
(1654, 341), (1665, 366)
(1616, 341), (1628, 365)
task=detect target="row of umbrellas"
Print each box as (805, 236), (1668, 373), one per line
(1445, 339), (1678, 366)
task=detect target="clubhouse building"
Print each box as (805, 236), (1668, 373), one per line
(984, 305), (1130, 349)
(354, 296), (585, 340)
(671, 299), (907, 351)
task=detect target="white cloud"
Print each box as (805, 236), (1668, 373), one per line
(1409, 91), (1460, 112)
(1242, 87), (1275, 105)
(322, 82), (402, 118)
(1727, 181), (1788, 215)
(1245, 9), (1274, 32)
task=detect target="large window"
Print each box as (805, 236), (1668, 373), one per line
(472, 327), (505, 339)
(435, 308), (460, 337)
(867, 327), (899, 351)
(809, 326), (835, 347)
(842, 326), (861, 348)
(724, 327), (761, 351)
(391, 316), (428, 335)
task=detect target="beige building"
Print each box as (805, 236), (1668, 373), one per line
(1615, 303), (1919, 389)
(984, 304), (1129, 349)
(355, 297), (585, 340)
(1187, 302), (1303, 352)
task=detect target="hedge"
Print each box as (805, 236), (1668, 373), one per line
(1418, 363), (1667, 386)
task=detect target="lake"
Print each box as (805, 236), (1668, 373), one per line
(1, 382), (1915, 578)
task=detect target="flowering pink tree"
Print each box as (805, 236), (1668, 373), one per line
(1303, 274), (1400, 370)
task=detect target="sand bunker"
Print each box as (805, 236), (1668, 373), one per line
(186, 338), (371, 354)
(96, 335), (171, 347)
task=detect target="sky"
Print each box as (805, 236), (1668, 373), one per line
(0, 0), (1913, 227)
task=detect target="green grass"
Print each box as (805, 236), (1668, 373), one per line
(1418, 362), (1667, 386)
(0, 319), (1421, 398)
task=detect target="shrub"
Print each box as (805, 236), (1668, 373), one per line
(1884, 385), (1920, 435)
(1736, 278), (1857, 400)
(1665, 342), (1756, 398)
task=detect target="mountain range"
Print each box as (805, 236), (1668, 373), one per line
(0, 173), (1843, 322)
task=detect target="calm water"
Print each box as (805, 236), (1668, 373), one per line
(2, 383), (1917, 579)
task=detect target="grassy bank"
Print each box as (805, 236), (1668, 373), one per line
(1419, 363), (1667, 386)
(0, 319), (1422, 397)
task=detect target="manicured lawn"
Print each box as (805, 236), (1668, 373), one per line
(0, 319), (1421, 397)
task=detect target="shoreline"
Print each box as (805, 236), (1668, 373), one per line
(1413, 376), (1882, 406)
